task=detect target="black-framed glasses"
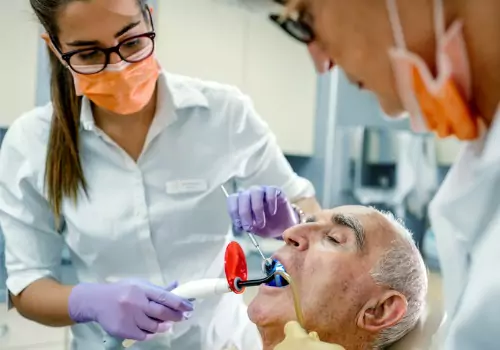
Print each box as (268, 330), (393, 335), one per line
(54, 6), (156, 75)
(269, 13), (314, 44)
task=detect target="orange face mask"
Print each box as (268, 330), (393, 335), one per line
(386, 0), (481, 140)
(72, 49), (161, 115)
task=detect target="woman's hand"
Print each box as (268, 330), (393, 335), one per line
(68, 279), (193, 341)
(227, 186), (299, 239)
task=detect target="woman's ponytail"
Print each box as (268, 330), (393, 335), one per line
(44, 48), (86, 220)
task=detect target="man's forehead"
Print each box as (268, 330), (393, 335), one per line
(321, 205), (377, 219)
(315, 206), (396, 246)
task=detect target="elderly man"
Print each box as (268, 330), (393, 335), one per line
(268, 0), (500, 347)
(249, 206), (428, 350)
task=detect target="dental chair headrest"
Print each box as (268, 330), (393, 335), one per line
(387, 287), (445, 350)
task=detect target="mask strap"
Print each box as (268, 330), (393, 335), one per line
(386, 0), (407, 49)
(434, 0), (445, 42)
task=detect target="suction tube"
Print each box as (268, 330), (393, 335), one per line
(236, 262), (305, 328)
(274, 270), (305, 327)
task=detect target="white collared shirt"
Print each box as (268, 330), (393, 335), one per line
(0, 71), (314, 350)
(429, 106), (500, 350)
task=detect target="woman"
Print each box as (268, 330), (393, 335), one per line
(274, 0), (500, 348)
(0, 0), (320, 349)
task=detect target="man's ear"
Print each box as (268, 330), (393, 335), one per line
(356, 291), (408, 332)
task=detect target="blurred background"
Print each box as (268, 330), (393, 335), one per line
(0, 0), (450, 348)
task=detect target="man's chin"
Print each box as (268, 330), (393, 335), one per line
(377, 94), (406, 119)
(247, 289), (294, 328)
(247, 295), (269, 326)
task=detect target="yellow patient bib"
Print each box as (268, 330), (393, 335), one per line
(274, 321), (346, 350)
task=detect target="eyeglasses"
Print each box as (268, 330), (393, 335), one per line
(60, 32), (156, 75)
(54, 6), (156, 75)
(269, 13), (314, 44)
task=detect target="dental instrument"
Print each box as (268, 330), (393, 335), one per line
(220, 185), (274, 269)
(102, 241), (299, 350)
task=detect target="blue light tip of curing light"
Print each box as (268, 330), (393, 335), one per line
(265, 259), (290, 288)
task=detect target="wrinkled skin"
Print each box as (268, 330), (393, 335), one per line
(249, 206), (409, 350)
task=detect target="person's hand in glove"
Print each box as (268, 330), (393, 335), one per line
(227, 186), (300, 239)
(274, 321), (346, 350)
(68, 279), (193, 341)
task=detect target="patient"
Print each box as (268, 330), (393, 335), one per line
(249, 206), (428, 350)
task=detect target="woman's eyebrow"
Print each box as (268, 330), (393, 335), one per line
(65, 20), (141, 47)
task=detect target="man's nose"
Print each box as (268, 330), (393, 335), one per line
(307, 42), (334, 73)
(283, 225), (309, 251)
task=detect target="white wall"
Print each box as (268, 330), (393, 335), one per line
(3, 0), (461, 164)
(155, 0), (317, 156)
(0, 2), (39, 126)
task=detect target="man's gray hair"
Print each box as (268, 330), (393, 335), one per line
(370, 210), (428, 349)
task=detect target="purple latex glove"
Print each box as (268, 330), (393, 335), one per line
(227, 186), (299, 238)
(68, 279), (193, 341)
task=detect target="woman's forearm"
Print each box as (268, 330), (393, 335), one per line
(11, 278), (75, 327)
(294, 197), (321, 215)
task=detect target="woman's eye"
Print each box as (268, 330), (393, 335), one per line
(77, 50), (99, 61)
(124, 39), (140, 48)
(298, 6), (314, 27)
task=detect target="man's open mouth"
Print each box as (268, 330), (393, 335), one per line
(264, 259), (290, 288)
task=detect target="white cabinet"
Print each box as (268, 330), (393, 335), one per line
(155, 0), (247, 88)
(156, 0), (317, 156)
(0, 2), (39, 126)
(243, 12), (317, 156)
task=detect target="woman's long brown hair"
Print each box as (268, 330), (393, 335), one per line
(30, 0), (147, 220)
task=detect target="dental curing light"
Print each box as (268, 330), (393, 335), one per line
(103, 242), (289, 350)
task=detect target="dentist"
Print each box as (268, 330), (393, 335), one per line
(271, 0), (500, 348)
(0, 0), (320, 349)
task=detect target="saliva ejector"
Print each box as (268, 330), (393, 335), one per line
(102, 241), (303, 350)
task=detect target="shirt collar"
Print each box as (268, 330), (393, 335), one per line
(163, 71), (209, 110)
(80, 70), (209, 132)
(475, 104), (500, 170)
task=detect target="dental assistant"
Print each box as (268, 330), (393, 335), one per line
(0, 0), (320, 349)
(272, 0), (500, 348)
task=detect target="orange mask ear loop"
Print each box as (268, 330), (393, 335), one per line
(412, 65), (479, 140)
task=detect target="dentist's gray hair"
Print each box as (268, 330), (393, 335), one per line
(370, 210), (428, 349)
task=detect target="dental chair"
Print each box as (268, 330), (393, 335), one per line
(388, 274), (445, 350)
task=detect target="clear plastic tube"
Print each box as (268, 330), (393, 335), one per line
(274, 270), (305, 328)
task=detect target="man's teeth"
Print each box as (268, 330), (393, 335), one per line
(265, 260), (290, 288)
